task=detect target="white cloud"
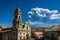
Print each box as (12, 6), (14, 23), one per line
(37, 13), (46, 17)
(28, 15), (32, 18)
(27, 7), (60, 27)
(31, 7), (58, 14)
(29, 21), (43, 25)
(29, 21), (53, 27)
(49, 10), (58, 14)
(50, 14), (60, 19)
(31, 7), (41, 13)
(28, 7), (60, 20)
(28, 11), (33, 15)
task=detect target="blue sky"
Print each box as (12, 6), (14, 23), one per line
(0, 0), (60, 28)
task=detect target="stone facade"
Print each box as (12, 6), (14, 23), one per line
(31, 26), (60, 40)
(0, 7), (31, 40)
(0, 7), (60, 40)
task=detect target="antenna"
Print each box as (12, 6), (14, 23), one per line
(17, 0), (20, 7)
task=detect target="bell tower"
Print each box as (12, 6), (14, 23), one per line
(13, 7), (22, 30)
(12, 7), (22, 40)
(12, 0), (24, 40)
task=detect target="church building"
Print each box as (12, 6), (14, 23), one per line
(0, 7), (31, 40)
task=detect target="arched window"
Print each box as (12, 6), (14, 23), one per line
(15, 16), (17, 19)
